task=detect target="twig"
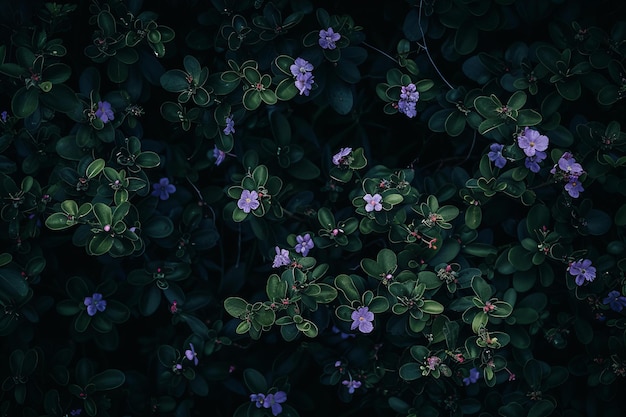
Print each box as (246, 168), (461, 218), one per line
(418, 0), (454, 90)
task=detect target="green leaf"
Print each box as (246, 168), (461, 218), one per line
(143, 216), (174, 239)
(399, 362), (422, 381)
(0, 268), (28, 297)
(242, 90), (262, 111)
(327, 78), (353, 115)
(243, 368), (267, 393)
(317, 207), (336, 229)
(224, 297), (248, 318)
(334, 274), (360, 302)
(471, 276), (492, 301)
(528, 400), (555, 417)
(11, 87), (39, 118)
(89, 369), (125, 391)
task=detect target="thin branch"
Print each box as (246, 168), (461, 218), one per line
(418, 0), (454, 90)
(362, 41), (398, 64)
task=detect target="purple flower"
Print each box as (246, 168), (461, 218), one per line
(332, 147), (352, 166)
(568, 258), (596, 286)
(213, 145), (226, 166)
(400, 83), (420, 102)
(84, 293), (106, 316)
(488, 143), (507, 168)
(517, 127), (548, 157)
(290, 57), (314, 77)
(398, 100), (417, 118)
(263, 391), (287, 416)
(463, 368), (480, 386)
(603, 291), (626, 312)
(351, 306), (374, 333)
(319, 27), (341, 50)
(564, 177), (584, 198)
(238, 190), (260, 213)
(294, 71), (314, 96)
(95, 101), (114, 123)
(557, 153), (584, 177)
(294, 233), (314, 257)
(0, 111), (8, 123)
(342, 379), (362, 394)
(272, 246), (290, 268)
(524, 150), (546, 173)
(185, 343), (198, 366)
(250, 393), (266, 408)
(151, 178), (177, 200)
(223, 115), (235, 135)
(363, 193), (383, 212)
(70, 410), (82, 416)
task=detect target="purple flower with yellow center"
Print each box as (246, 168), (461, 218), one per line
(517, 127), (548, 157)
(185, 343), (198, 366)
(524, 150), (546, 173)
(294, 71), (314, 96)
(223, 115), (235, 135)
(95, 101), (114, 123)
(488, 143), (507, 168)
(238, 190), (260, 213)
(213, 145), (226, 166)
(290, 57), (314, 77)
(463, 368), (480, 385)
(363, 193), (383, 212)
(263, 392), (287, 416)
(319, 27), (341, 50)
(342, 379), (362, 394)
(564, 177), (584, 198)
(351, 306), (374, 333)
(151, 178), (176, 200)
(568, 258), (596, 286)
(603, 290), (626, 312)
(294, 233), (314, 256)
(332, 147), (352, 166)
(84, 293), (106, 316)
(272, 246), (290, 268)
(557, 152), (584, 177)
(250, 393), (266, 408)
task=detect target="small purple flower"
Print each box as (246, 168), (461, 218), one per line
(564, 177), (584, 198)
(426, 356), (441, 371)
(294, 71), (314, 96)
(517, 127), (549, 157)
(557, 152), (584, 177)
(398, 100), (417, 118)
(0, 111), (8, 123)
(400, 83), (420, 102)
(290, 57), (314, 77)
(488, 143), (507, 168)
(319, 27), (341, 50)
(84, 293), (106, 316)
(603, 290), (626, 312)
(238, 190), (260, 213)
(250, 393), (266, 408)
(568, 258), (596, 286)
(524, 150), (546, 173)
(151, 178), (176, 200)
(363, 193), (383, 212)
(95, 101), (114, 123)
(272, 246), (290, 268)
(332, 147), (352, 166)
(294, 233), (314, 257)
(463, 368), (481, 386)
(263, 391), (287, 416)
(342, 379), (362, 394)
(351, 306), (374, 333)
(223, 115), (235, 135)
(70, 410), (82, 416)
(213, 145), (226, 166)
(185, 343), (198, 366)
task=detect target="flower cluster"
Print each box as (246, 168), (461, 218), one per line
(397, 83), (420, 118)
(318, 27), (340, 50)
(342, 379), (362, 394)
(550, 152), (585, 198)
(84, 293), (106, 316)
(518, 127), (549, 173)
(568, 258), (596, 286)
(290, 57), (314, 96)
(463, 368), (481, 385)
(250, 391), (287, 416)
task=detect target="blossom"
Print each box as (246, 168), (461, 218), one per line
(398, 100), (417, 118)
(272, 246), (290, 268)
(250, 393), (266, 408)
(238, 190), (260, 213)
(319, 27), (341, 50)
(84, 293), (107, 316)
(564, 177), (584, 198)
(398, 83), (419, 118)
(603, 290), (626, 312)
(426, 356), (441, 371)
(363, 193), (383, 212)
(213, 145), (226, 166)
(524, 150), (546, 173)
(487, 143), (507, 168)
(0, 111), (7, 123)
(223, 115), (235, 135)
(351, 306), (374, 333)
(294, 71), (314, 96)
(263, 392), (287, 416)
(290, 57), (314, 77)
(557, 152), (584, 177)
(568, 258), (596, 286)
(185, 343), (198, 366)
(463, 368), (481, 386)
(332, 147), (352, 166)
(517, 127), (548, 157)
(70, 410), (82, 416)
(95, 101), (114, 123)
(342, 379), (362, 394)
(294, 233), (314, 256)
(151, 178), (176, 200)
